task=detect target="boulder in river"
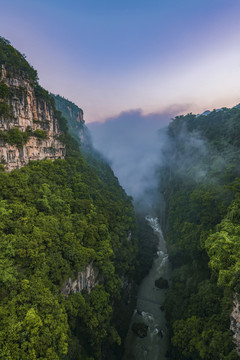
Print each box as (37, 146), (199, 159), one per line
(158, 329), (163, 338)
(131, 322), (148, 338)
(155, 277), (169, 289)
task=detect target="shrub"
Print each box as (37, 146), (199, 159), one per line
(0, 102), (10, 116)
(0, 83), (10, 99)
(7, 127), (29, 146)
(33, 129), (48, 140)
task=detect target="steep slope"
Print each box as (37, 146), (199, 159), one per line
(0, 37), (138, 360)
(51, 94), (88, 147)
(52, 94), (127, 201)
(160, 107), (240, 359)
(0, 37), (65, 171)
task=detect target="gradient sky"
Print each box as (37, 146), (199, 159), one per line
(1, 0), (240, 123)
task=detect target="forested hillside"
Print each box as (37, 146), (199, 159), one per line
(52, 94), (160, 297)
(0, 37), (138, 360)
(161, 108), (240, 359)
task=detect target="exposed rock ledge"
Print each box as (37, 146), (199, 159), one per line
(0, 137), (65, 171)
(62, 261), (99, 295)
(0, 65), (65, 171)
(230, 294), (240, 356)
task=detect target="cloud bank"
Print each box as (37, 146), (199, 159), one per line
(88, 107), (186, 210)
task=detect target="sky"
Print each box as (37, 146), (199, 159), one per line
(1, 0), (240, 123)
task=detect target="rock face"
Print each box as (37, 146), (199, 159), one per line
(0, 65), (65, 171)
(52, 94), (92, 150)
(230, 294), (240, 356)
(62, 261), (98, 295)
(66, 104), (84, 123)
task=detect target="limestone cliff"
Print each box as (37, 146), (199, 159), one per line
(0, 64), (65, 171)
(52, 94), (92, 149)
(230, 294), (240, 356)
(62, 261), (99, 295)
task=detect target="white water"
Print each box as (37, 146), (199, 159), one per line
(123, 216), (170, 360)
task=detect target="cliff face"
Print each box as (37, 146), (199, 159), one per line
(62, 261), (99, 296)
(52, 94), (84, 127)
(0, 65), (65, 171)
(52, 94), (92, 149)
(230, 294), (240, 356)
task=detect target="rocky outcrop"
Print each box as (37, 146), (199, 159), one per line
(127, 231), (132, 242)
(0, 138), (65, 171)
(66, 104), (84, 123)
(52, 94), (84, 126)
(131, 322), (148, 338)
(230, 294), (240, 356)
(62, 261), (98, 295)
(52, 94), (92, 150)
(0, 65), (65, 171)
(155, 277), (169, 289)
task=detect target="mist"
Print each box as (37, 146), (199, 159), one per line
(165, 127), (209, 183)
(88, 107), (187, 211)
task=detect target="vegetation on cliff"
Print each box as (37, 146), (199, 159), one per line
(161, 107), (240, 359)
(0, 157), (137, 360)
(0, 127), (48, 147)
(0, 37), (138, 360)
(0, 37), (38, 84)
(53, 94), (159, 287)
(52, 94), (85, 143)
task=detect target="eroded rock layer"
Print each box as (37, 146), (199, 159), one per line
(0, 65), (65, 171)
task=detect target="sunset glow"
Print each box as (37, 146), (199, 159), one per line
(1, 0), (240, 122)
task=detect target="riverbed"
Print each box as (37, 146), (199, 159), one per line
(123, 216), (170, 360)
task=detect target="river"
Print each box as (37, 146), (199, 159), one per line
(123, 216), (170, 360)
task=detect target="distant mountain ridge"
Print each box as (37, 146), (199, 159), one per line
(196, 103), (240, 117)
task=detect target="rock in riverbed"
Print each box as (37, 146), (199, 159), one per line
(155, 277), (169, 289)
(131, 322), (148, 338)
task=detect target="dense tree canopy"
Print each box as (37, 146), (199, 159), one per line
(0, 37), (38, 83)
(0, 155), (138, 359)
(162, 107), (240, 359)
(0, 36), (138, 358)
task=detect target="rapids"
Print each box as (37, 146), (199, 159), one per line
(123, 216), (170, 360)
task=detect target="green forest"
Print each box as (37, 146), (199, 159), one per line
(161, 108), (240, 359)
(0, 156), (139, 360)
(0, 37), (139, 360)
